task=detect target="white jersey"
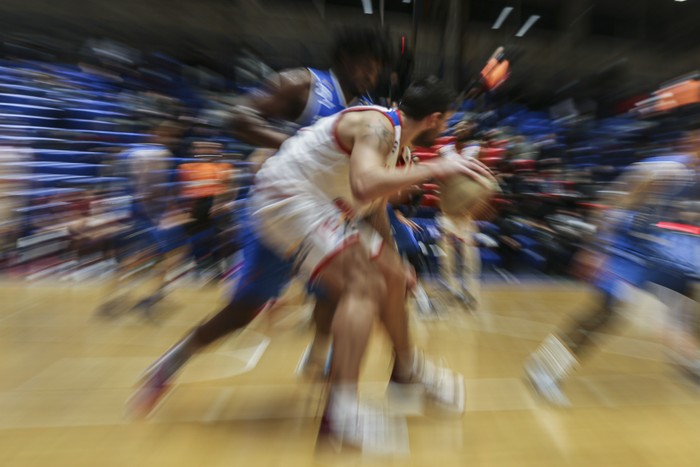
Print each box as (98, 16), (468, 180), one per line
(255, 106), (410, 216)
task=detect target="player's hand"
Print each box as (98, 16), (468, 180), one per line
(429, 156), (496, 188)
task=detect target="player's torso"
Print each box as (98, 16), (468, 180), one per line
(257, 106), (408, 214)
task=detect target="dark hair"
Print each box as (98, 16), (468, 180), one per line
(399, 76), (457, 120)
(331, 28), (392, 67)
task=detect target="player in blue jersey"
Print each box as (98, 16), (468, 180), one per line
(128, 29), (392, 414)
(96, 120), (188, 317)
(230, 28), (387, 145)
(228, 28), (392, 373)
(525, 130), (700, 405)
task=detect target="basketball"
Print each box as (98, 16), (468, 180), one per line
(439, 173), (499, 217)
(437, 145), (500, 217)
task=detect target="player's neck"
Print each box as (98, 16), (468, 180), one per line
(398, 111), (421, 148)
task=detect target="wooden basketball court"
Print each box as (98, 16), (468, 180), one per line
(1, 280), (699, 466)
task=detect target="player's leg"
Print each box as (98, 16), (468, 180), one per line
(524, 257), (625, 406)
(306, 236), (389, 448)
(370, 239), (466, 414)
(97, 214), (159, 317)
(130, 206), (193, 314)
(127, 229), (293, 417)
(439, 233), (460, 297)
(300, 294), (336, 379)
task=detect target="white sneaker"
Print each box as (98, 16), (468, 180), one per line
(524, 355), (571, 406)
(322, 389), (406, 455)
(126, 335), (194, 417)
(524, 335), (577, 407)
(391, 350), (466, 415)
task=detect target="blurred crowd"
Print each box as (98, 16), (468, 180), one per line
(0, 42), (257, 280)
(0, 38), (698, 292)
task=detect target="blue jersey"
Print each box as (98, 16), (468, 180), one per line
(594, 152), (698, 296)
(118, 144), (173, 221)
(295, 68), (347, 127)
(119, 144), (173, 195)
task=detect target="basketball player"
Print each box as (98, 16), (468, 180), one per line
(97, 121), (189, 317)
(525, 130), (700, 405)
(248, 77), (492, 447)
(226, 28), (391, 371)
(128, 29), (390, 412)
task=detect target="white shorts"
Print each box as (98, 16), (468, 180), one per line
(250, 189), (384, 282)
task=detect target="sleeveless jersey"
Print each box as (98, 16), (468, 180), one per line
(256, 106), (411, 215)
(295, 68), (347, 127)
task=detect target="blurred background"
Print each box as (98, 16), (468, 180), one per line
(1, 1), (700, 466)
(0, 0), (699, 280)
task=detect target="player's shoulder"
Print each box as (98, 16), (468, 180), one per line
(343, 106), (394, 128)
(276, 68), (313, 91)
(258, 68), (312, 115)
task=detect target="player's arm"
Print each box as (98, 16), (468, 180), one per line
(229, 69), (310, 149)
(347, 112), (492, 204)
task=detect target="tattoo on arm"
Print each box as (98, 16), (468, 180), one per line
(359, 122), (393, 155)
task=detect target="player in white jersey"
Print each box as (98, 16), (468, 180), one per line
(250, 77), (495, 449)
(217, 28), (390, 374)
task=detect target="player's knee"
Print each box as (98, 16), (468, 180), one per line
(346, 262), (387, 304)
(375, 251), (407, 293)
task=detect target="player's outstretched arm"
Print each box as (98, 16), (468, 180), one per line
(229, 69), (310, 149)
(346, 112), (493, 203)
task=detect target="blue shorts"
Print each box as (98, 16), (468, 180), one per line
(594, 231), (694, 299)
(224, 201), (336, 312)
(224, 205), (295, 311)
(644, 229), (697, 293)
(119, 202), (189, 259)
(594, 254), (652, 299)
